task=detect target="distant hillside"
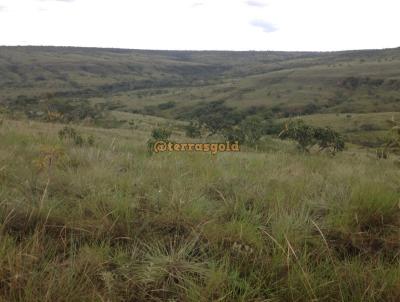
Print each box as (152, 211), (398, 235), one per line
(1, 46), (400, 122)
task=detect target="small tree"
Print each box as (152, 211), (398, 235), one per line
(221, 116), (266, 146)
(279, 120), (345, 154)
(240, 116), (264, 146)
(314, 127), (345, 154)
(279, 120), (316, 152)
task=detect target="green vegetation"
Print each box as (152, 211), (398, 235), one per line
(184, 121), (202, 138)
(280, 119), (345, 154)
(2, 46), (400, 147)
(0, 118), (398, 301)
(1, 46), (400, 301)
(377, 118), (400, 159)
(147, 127), (173, 154)
(58, 126), (95, 147)
(223, 116), (266, 146)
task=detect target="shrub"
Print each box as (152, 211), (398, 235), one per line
(45, 99), (101, 122)
(147, 127), (172, 154)
(58, 126), (95, 147)
(314, 127), (345, 153)
(359, 123), (381, 131)
(302, 102), (320, 114)
(180, 101), (242, 136)
(87, 135), (95, 146)
(222, 127), (246, 144)
(158, 101), (176, 110)
(378, 118), (400, 158)
(58, 126), (78, 141)
(376, 148), (389, 159)
(279, 120), (315, 152)
(240, 116), (264, 146)
(151, 127), (172, 141)
(279, 120), (345, 154)
(264, 120), (285, 135)
(184, 122), (202, 138)
(221, 116), (271, 146)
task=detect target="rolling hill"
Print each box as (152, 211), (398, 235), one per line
(1, 46), (400, 145)
(1, 46), (400, 301)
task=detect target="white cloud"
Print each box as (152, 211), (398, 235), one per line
(38, 0), (76, 2)
(250, 19), (277, 33)
(0, 0), (399, 51)
(245, 0), (268, 8)
(191, 2), (205, 8)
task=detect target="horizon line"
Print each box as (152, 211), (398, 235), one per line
(1, 44), (399, 53)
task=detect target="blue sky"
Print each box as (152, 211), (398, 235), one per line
(0, 0), (399, 51)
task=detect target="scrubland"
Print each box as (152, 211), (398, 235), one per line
(0, 118), (399, 301)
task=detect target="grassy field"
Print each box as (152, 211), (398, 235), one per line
(0, 117), (399, 301)
(2, 46), (400, 154)
(1, 46), (400, 119)
(1, 46), (400, 301)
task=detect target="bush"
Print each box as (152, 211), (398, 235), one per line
(302, 102), (320, 115)
(378, 119), (400, 158)
(359, 123), (381, 131)
(58, 126), (95, 147)
(314, 127), (345, 153)
(147, 127), (172, 154)
(240, 116), (264, 146)
(222, 116), (271, 146)
(279, 120), (315, 152)
(184, 122), (202, 138)
(264, 120), (285, 135)
(87, 135), (95, 146)
(58, 126), (78, 141)
(158, 101), (176, 110)
(151, 127), (172, 141)
(222, 127), (246, 144)
(179, 101), (243, 136)
(376, 148), (389, 159)
(46, 99), (101, 122)
(279, 120), (345, 154)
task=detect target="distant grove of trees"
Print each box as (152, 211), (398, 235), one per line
(178, 100), (346, 154)
(179, 100), (283, 146)
(339, 76), (385, 90)
(6, 95), (106, 123)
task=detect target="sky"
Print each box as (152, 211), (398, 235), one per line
(0, 0), (399, 51)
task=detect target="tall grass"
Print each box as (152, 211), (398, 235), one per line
(0, 119), (399, 301)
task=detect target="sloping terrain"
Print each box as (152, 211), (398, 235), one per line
(1, 46), (400, 114)
(0, 117), (399, 301)
(1, 46), (400, 147)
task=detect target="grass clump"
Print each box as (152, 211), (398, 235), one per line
(58, 126), (95, 147)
